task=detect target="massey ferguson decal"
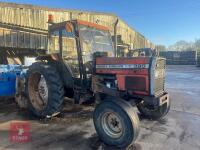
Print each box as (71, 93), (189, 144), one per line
(96, 64), (149, 69)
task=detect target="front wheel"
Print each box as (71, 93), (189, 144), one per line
(137, 99), (170, 120)
(93, 99), (140, 148)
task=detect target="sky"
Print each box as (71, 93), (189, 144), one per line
(1, 0), (200, 46)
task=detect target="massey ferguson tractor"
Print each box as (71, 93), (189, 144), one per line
(25, 18), (170, 148)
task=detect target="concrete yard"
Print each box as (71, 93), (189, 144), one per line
(0, 65), (200, 150)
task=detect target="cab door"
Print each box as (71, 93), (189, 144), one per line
(61, 29), (80, 78)
(49, 27), (80, 78)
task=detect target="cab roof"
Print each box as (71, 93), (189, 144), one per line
(49, 19), (110, 31)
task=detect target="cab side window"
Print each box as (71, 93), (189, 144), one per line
(62, 29), (80, 78)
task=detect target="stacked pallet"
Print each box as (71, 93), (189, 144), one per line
(197, 51), (200, 67)
(159, 51), (197, 65)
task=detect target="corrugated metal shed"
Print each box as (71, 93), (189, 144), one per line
(0, 2), (155, 52)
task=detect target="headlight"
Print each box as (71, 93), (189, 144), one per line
(155, 69), (165, 78)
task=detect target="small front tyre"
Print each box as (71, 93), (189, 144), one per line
(137, 100), (170, 120)
(93, 99), (140, 148)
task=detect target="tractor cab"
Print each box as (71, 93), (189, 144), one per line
(48, 20), (114, 79)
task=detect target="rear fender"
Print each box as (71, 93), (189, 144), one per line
(36, 53), (60, 61)
(36, 54), (74, 89)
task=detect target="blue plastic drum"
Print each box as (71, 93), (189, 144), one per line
(0, 73), (17, 96)
(0, 65), (22, 96)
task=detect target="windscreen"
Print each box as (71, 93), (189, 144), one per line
(79, 25), (114, 63)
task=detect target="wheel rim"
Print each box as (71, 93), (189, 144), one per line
(101, 111), (123, 138)
(38, 75), (48, 103)
(28, 72), (48, 111)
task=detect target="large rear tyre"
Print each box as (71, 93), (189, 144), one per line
(93, 99), (140, 148)
(26, 62), (64, 118)
(137, 100), (170, 120)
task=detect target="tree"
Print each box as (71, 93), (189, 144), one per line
(168, 40), (193, 51)
(156, 45), (166, 51)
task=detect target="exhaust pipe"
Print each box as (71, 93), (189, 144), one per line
(114, 18), (119, 57)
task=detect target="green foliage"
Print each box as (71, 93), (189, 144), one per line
(156, 45), (166, 51)
(168, 40), (193, 51)
(166, 39), (200, 52)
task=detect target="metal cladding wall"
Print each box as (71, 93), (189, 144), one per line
(0, 2), (155, 52)
(159, 51), (197, 65)
(0, 27), (48, 50)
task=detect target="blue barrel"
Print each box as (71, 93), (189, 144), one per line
(0, 72), (17, 96)
(0, 65), (23, 96)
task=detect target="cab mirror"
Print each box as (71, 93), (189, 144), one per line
(66, 22), (73, 33)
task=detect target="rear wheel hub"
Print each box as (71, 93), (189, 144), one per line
(38, 76), (48, 104)
(28, 72), (48, 111)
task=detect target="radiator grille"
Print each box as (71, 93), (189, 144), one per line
(125, 76), (146, 91)
(154, 58), (166, 94)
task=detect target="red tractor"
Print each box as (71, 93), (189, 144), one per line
(25, 19), (170, 148)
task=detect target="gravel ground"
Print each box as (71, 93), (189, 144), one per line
(0, 65), (200, 150)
